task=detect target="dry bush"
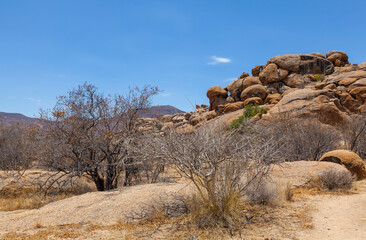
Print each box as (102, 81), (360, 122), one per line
(0, 122), (36, 171)
(342, 115), (366, 159)
(145, 127), (281, 229)
(124, 194), (190, 221)
(284, 183), (294, 202)
(318, 168), (353, 191)
(268, 117), (340, 161)
(245, 180), (279, 205)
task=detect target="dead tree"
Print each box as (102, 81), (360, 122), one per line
(38, 82), (160, 191)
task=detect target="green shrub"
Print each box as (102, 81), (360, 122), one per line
(155, 123), (163, 131)
(312, 74), (325, 82)
(231, 104), (267, 130)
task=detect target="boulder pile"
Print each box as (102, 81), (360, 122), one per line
(148, 50), (365, 133)
(205, 50), (366, 126)
(139, 104), (215, 134)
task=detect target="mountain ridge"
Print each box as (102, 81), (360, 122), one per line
(0, 105), (184, 125)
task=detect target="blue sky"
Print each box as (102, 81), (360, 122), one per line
(1, 0), (366, 117)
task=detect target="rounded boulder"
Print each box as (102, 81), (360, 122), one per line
(240, 84), (267, 101)
(319, 150), (366, 180)
(326, 51), (349, 67)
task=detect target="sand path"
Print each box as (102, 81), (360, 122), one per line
(298, 180), (366, 240)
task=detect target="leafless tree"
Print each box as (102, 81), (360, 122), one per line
(144, 126), (281, 227)
(37, 82), (160, 191)
(0, 122), (34, 171)
(267, 118), (340, 161)
(343, 114), (366, 158)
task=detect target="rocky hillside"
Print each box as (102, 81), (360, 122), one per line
(0, 112), (36, 126)
(207, 51), (366, 126)
(157, 51), (366, 132)
(138, 105), (184, 118)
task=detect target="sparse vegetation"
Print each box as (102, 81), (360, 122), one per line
(2, 79), (366, 238)
(245, 180), (279, 205)
(155, 122), (163, 131)
(269, 118), (340, 161)
(146, 127), (281, 229)
(343, 115), (366, 158)
(318, 168), (354, 191)
(312, 74), (325, 82)
(0, 122), (35, 171)
(231, 104), (267, 130)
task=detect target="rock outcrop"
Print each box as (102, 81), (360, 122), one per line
(143, 51), (365, 134)
(319, 150), (366, 180)
(326, 51), (349, 67)
(207, 86), (228, 111)
(204, 50), (365, 126)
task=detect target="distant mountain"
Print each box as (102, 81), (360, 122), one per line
(138, 105), (185, 118)
(0, 112), (37, 125)
(0, 105), (184, 126)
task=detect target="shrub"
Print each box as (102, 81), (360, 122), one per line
(312, 74), (325, 82)
(245, 180), (278, 205)
(269, 118), (340, 161)
(147, 127), (280, 229)
(318, 168), (353, 191)
(155, 123), (163, 131)
(231, 104), (267, 130)
(342, 115), (366, 159)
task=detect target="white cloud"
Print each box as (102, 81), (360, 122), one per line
(208, 56), (231, 65)
(160, 92), (172, 97)
(26, 97), (41, 105)
(222, 77), (237, 83)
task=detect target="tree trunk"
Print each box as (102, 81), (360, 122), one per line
(106, 164), (118, 190)
(92, 172), (105, 191)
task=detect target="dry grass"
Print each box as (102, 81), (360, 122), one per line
(284, 182), (294, 202)
(0, 185), (83, 212)
(1, 201), (312, 240)
(296, 170), (355, 195)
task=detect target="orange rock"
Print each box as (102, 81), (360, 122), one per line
(349, 87), (366, 103)
(319, 150), (366, 180)
(338, 78), (358, 86)
(243, 97), (262, 106)
(252, 65), (264, 76)
(264, 93), (281, 104)
(339, 93), (362, 113)
(206, 86), (228, 111)
(283, 73), (311, 88)
(240, 84), (267, 101)
(326, 51), (349, 67)
(259, 63), (288, 84)
(263, 89), (349, 126)
(226, 79), (245, 101)
(324, 84), (336, 90)
(238, 72), (249, 79)
(206, 86), (228, 99)
(223, 102), (244, 113)
(242, 76), (261, 89)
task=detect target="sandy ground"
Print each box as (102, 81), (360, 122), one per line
(1, 162), (365, 239)
(297, 180), (366, 240)
(0, 182), (193, 234)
